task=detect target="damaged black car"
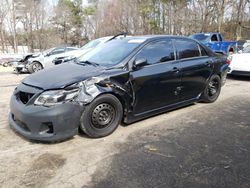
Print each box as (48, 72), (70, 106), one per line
(9, 35), (229, 141)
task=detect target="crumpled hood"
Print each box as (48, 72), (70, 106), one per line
(22, 63), (105, 90)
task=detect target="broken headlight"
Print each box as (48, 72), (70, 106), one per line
(34, 88), (80, 107)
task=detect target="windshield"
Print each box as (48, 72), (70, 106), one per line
(190, 34), (210, 42)
(243, 46), (250, 53)
(42, 48), (55, 55)
(81, 38), (108, 49)
(77, 38), (145, 66)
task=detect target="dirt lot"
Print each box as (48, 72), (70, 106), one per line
(0, 68), (250, 188)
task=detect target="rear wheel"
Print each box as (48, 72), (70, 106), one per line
(80, 94), (123, 138)
(201, 75), (221, 103)
(31, 61), (43, 73)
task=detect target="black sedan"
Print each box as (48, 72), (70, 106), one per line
(9, 35), (229, 142)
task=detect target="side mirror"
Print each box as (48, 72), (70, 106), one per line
(133, 58), (147, 70)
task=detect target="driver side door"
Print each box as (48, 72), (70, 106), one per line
(130, 39), (182, 115)
(43, 47), (66, 68)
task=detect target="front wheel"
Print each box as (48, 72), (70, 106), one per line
(31, 62), (43, 73)
(80, 94), (123, 138)
(201, 75), (221, 103)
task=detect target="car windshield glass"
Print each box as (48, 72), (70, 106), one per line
(77, 38), (145, 66)
(42, 48), (54, 55)
(81, 38), (106, 49)
(243, 46), (250, 53)
(190, 34), (210, 42)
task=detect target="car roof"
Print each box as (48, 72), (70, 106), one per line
(66, 47), (79, 50)
(114, 35), (191, 41)
(191, 33), (220, 36)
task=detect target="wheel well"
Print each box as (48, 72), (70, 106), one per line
(99, 92), (127, 115)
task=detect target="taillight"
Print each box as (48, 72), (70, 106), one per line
(226, 59), (231, 65)
(226, 56), (232, 65)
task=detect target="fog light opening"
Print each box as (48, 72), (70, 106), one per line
(40, 122), (54, 134)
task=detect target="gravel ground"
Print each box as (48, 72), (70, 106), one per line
(0, 68), (250, 188)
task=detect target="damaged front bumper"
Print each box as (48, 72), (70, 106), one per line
(9, 95), (83, 142)
(13, 64), (29, 73)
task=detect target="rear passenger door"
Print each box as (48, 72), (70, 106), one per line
(175, 39), (213, 100)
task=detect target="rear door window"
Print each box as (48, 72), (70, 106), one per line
(50, 48), (65, 55)
(211, 34), (218, 41)
(66, 47), (78, 51)
(135, 40), (175, 65)
(175, 39), (200, 59)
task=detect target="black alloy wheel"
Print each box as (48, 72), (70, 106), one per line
(202, 75), (221, 103)
(208, 79), (219, 97)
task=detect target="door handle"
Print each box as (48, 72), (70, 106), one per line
(172, 67), (180, 73)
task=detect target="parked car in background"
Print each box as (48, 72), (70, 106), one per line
(228, 46), (250, 76)
(52, 36), (122, 65)
(190, 33), (237, 55)
(243, 40), (250, 49)
(237, 40), (247, 51)
(12, 53), (40, 73)
(9, 35), (229, 142)
(26, 46), (79, 73)
(0, 54), (23, 67)
(1, 57), (22, 67)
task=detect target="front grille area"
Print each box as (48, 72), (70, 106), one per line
(17, 91), (34, 104)
(40, 122), (54, 134)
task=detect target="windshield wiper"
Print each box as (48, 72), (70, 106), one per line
(77, 60), (99, 67)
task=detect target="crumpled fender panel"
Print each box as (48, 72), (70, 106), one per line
(76, 70), (134, 115)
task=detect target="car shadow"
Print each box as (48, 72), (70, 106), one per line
(121, 103), (195, 126)
(227, 75), (250, 81)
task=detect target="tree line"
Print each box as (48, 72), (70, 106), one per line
(0, 0), (250, 53)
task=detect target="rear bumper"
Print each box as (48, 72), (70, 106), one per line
(9, 95), (83, 142)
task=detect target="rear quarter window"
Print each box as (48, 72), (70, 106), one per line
(66, 47), (78, 51)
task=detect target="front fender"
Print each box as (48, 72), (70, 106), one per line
(76, 79), (133, 115)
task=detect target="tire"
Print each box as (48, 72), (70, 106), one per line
(3, 62), (8, 67)
(31, 61), (43, 73)
(201, 75), (221, 103)
(80, 94), (123, 138)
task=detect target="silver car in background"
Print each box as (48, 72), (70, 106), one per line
(52, 36), (114, 65)
(26, 47), (79, 73)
